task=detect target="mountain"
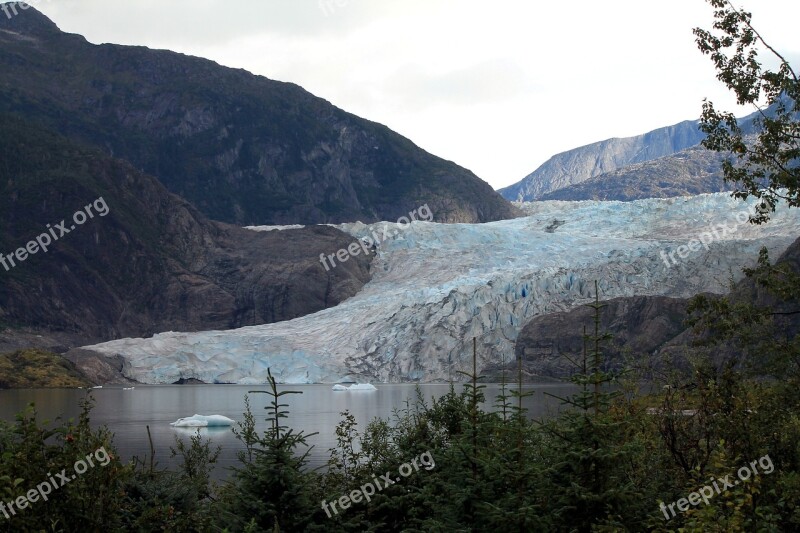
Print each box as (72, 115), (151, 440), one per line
(0, 8), (519, 226)
(71, 194), (800, 384)
(538, 145), (732, 201)
(499, 120), (706, 201)
(0, 115), (372, 351)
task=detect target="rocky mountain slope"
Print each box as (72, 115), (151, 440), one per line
(73, 194), (800, 384)
(514, 235), (800, 379)
(512, 295), (692, 379)
(0, 8), (518, 225)
(0, 115), (372, 351)
(499, 120), (706, 201)
(538, 145), (731, 201)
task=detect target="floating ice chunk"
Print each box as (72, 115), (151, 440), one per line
(348, 383), (377, 391)
(170, 414), (236, 427)
(332, 384), (348, 391)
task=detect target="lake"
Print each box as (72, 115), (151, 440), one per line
(0, 383), (578, 479)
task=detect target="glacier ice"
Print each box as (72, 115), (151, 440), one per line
(244, 224), (305, 232)
(82, 193), (800, 384)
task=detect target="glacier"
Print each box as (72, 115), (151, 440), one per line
(80, 193), (800, 384)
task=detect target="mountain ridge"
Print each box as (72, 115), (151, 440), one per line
(500, 120), (706, 201)
(538, 144), (732, 201)
(0, 7), (520, 226)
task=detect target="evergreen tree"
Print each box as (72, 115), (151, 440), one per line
(219, 369), (320, 532)
(540, 282), (641, 530)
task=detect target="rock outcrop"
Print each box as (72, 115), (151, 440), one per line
(512, 295), (692, 379)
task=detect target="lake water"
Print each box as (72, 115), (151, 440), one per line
(0, 383), (577, 479)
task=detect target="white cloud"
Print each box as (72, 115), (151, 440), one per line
(29, 0), (800, 189)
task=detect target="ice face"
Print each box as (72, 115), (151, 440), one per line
(83, 193), (800, 384)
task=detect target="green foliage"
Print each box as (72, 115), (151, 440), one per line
(0, 395), (128, 532)
(0, 349), (91, 389)
(694, 0), (800, 222)
(217, 369), (321, 532)
(536, 283), (645, 531)
(661, 240), (800, 530)
(118, 429), (221, 532)
(687, 246), (800, 378)
(2, 274), (800, 531)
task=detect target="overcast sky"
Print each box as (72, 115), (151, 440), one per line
(27, 0), (800, 190)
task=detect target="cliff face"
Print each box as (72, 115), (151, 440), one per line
(512, 296), (692, 379)
(0, 8), (519, 226)
(0, 116), (372, 349)
(500, 121), (706, 201)
(539, 145), (732, 201)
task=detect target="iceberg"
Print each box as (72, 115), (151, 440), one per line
(332, 384), (348, 391)
(348, 383), (377, 391)
(170, 414), (236, 427)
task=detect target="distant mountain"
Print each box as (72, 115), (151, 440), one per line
(538, 145), (732, 201)
(500, 120), (706, 201)
(0, 115), (372, 350)
(0, 8), (519, 225)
